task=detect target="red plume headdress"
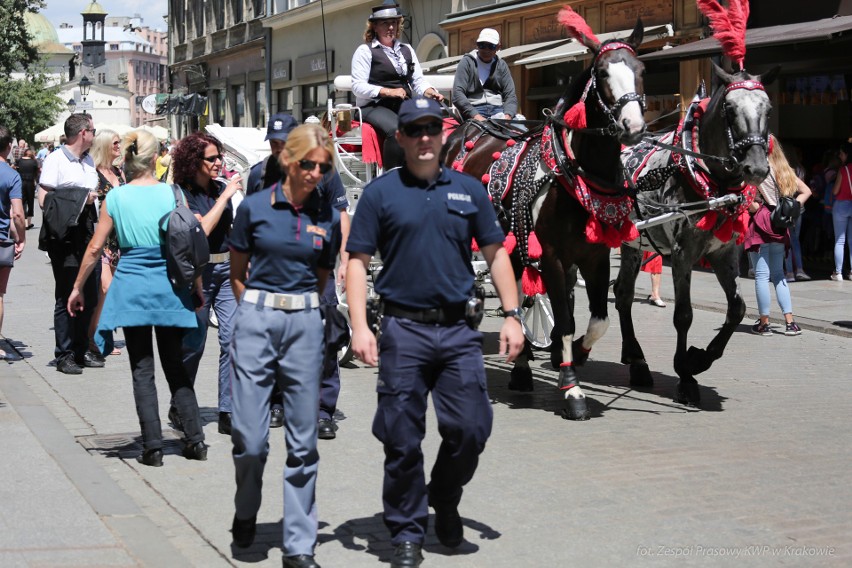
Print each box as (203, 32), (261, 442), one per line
(557, 6), (600, 48)
(696, 0), (750, 70)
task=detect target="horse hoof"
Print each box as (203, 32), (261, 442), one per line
(675, 381), (701, 407)
(629, 364), (653, 387)
(561, 397), (590, 421)
(571, 336), (589, 366)
(508, 367), (534, 392)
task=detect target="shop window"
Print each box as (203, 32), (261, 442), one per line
(276, 88), (293, 114)
(233, 85), (246, 126)
(255, 81), (267, 127)
(301, 82), (330, 122)
(215, 90), (226, 125)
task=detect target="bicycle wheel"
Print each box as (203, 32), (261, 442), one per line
(521, 294), (554, 350)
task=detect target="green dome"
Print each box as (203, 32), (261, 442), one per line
(24, 12), (61, 47)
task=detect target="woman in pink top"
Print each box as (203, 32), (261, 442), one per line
(830, 142), (852, 281)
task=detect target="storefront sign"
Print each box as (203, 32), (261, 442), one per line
(524, 14), (568, 42)
(295, 51), (334, 79)
(605, 0), (673, 32)
(272, 60), (291, 81)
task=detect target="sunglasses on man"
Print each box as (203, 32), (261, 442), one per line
(298, 159), (333, 175)
(477, 42), (498, 50)
(400, 121), (443, 138)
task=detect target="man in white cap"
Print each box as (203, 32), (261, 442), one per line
(452, 28), (519, 122)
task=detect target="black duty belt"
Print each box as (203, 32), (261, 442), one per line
(383, 301), (465, 325)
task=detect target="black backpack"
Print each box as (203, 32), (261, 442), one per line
(159, 185), (209, 288)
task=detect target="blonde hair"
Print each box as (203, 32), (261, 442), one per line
(363, 17), (403, 43)
(768, 135), (798, 198)
(279, 124), (336, 171)
(122, 130), (159, 181)
(91, 129), (120, 169)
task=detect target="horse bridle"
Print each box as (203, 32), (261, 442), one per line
(721, 79), (769, 164)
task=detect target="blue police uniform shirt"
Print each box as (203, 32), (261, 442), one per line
(230, 181), (339, 294)
(180, 179), (232, 254)
(347, 166), (504, 309)
(247, 155), (349, 214)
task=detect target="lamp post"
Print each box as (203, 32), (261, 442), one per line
(79, 76), (91, 102)
(66, 98), (77, 114)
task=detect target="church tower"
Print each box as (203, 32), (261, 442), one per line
(80, 1), (107, 69)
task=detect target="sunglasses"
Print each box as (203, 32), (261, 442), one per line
(202, 154), (223, 163)
(298, 159), (333, 175)
(400, 121), (443, 138)
(86, 128), (97, 135)
(477, 42), (498, 50)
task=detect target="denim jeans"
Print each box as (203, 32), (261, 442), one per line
(473, 103), (505, 119)
(832, 200), (852, 274)
(749, 243), (793, 317)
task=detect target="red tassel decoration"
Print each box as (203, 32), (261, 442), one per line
(481, 174), (490, 184)
(506, 139), (516, 147)
(713, 216), (734, 242)
(527, 231), (542, 259)
(620, 219), (640, 242)
(522, 266), (546, 296)
(604, 225), (623, 248)
(454, 163), (464, 171)
(563, 102), (587, 130)
(471, 238), (480, 252)
(734, 210), (749, 245)
(465, 140), (475, 150)
(585, 217), (605, 244)
(504, 232), (517, 254)
(695, 211), (718, 231)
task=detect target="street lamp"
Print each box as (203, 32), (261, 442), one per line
(78, 76), (92, 101)
(67, 98), (76, 114)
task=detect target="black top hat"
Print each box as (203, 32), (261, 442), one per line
(369, 1), (402, 21)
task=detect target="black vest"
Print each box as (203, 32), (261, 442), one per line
(369, 43), (415, 97)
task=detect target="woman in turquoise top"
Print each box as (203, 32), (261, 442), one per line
(67, 129), (207, 467)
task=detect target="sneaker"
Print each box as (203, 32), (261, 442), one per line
(785, 272), (795, 281)
(56, 356), (83, 375)
(784, 322), (802, 336)
(751, 320), (772, 336)
(794, 271), (811, 281)
(830, 272), (843, 281)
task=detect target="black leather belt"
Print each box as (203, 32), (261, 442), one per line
(383, 301), (465, 325)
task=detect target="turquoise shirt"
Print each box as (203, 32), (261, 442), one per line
(106, 182), (177, 248)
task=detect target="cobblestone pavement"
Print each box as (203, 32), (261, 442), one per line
(2, 221), (851, 567)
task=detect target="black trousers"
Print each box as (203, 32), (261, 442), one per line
(361, 103), (405, 170)
(124, 325), (204, 451)
(21, 181), (35, 218)
(50, 253), (98, 362)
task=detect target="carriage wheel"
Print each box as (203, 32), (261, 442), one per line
(521, 294), (554, 350)
(338, 320), (355, 366)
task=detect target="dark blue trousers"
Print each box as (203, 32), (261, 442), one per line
(318, 278), (341, 421)
(373, 316), (493, 545)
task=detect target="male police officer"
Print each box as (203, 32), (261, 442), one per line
(248, 113), (351, 438)
(346, 97), (525, 567)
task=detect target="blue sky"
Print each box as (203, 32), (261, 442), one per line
(40, 1), (168, 31)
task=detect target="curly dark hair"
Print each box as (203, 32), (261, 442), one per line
(171, 132), (222, 186)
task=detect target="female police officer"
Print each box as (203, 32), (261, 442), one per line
(228, 124), (339, 568)
(346, 97), (524, 567)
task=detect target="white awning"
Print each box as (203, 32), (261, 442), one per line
(516, 24), (673, 69)
(419, 54), (464, 73)
(437, 38), (572, 74)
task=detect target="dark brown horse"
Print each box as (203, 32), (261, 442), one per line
(444, 12), (647, 420)
(614, 62), (778, 406)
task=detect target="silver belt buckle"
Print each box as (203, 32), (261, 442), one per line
(275, 294), (305, 310)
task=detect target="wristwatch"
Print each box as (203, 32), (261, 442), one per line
(501, 307), (523, 323)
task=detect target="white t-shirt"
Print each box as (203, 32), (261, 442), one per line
(39, 146), (98, 193)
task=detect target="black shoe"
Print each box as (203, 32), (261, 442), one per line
(431, 499), (463, 548)
(82, 350), (106, 368)
(182, 441), (208, 461)
(390, 542), (423, 568)
(168, 405), (183, 432)
(218, 412), (232, 435)
(232, 514), (257, 548)
(136, 448), (163, 467)
(282, 555), (321, 568)
(317, 418), (337, 440)
(270, 406), (284, 429)
(56, 357), (83, 375)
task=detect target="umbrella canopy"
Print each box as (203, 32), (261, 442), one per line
(135, 124), (170, 141)
(34, 123), (65, 144)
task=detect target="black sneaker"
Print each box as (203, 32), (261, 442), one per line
(751, 320), (772, 336)
(270, 406), (284, 429)
(56, 356), (83, 375)
(784, 322), (802, 336)
(82, 350), (106, 368)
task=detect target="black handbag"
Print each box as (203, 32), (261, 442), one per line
(0, 240), (14, 267)
(769, 174), (800, 230)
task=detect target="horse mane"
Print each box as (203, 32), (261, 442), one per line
(696, 0), (750, 69)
